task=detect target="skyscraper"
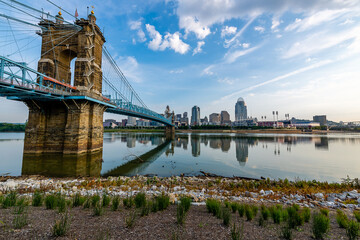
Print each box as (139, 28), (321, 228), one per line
(191, 106), (200, 126)
(235, 97), (247, 121)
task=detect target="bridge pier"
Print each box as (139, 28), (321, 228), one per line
(165, 125), (175, 140)
(24, 100), (105, 154)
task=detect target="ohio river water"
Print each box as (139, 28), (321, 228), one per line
(0, 132), (359, 182)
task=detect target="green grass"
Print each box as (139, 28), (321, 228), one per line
(155, 193), (170, 211)
(320, 208), (329, 217)
(336, 209), (349, 228)
(179, 196), (191, 212)
(123, 196), (134, 209)
(222, 207), (231, 226)
(102, 194), (111, 207)
(245, 205), (255, 221)
(303, 207), (311, 223)
(260, 205), (270, 221)
(354, 210), (360, 223)
(72, 193), (85, 207)
(93, 202), (104, 216)
(57, 195), (67, 213)
(52, 211), (71, 237)
(346, 220), (360, 240)
(83, 197), (91, 209)
(230, 222), (243, 240)
(312, 212), (330, 240)
(280, 225), (293, 240)
(91, 194), (101, 208)
(134, 192), (146, 208)
(32, 191), (43, 207)
(2, 192), (17, 208)
(238, 204), (245, 217)
(206, 199), (221, 217)
(231, 202), (239, 213)
(125, 211), (137, 228)
(111, 196), (120, 211)
(140, 201), (150, 216)
(177, 204), (186, 225)
(13, 211), (28, 229)
(287, 205), (304, 229)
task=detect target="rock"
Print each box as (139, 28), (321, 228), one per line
(314, 193), (324, 199)
(265, 190), (274, 195)
(250, 192), (258, 198)
(245, 191), (250, 197)
(327, 195), (336, 202)
(358, 198), (360, 204)
(169, 193), (176, 203)
(259, 189), (265, 195)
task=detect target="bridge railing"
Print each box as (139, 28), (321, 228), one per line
(0, 56), (74, 97)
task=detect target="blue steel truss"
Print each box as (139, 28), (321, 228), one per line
(0, 56), (173, 126)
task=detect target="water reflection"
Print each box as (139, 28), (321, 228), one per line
(22, 151), (103, 177)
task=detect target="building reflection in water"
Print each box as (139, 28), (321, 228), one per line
(191, 135), (201, 157)
(22, 151), (102, 177)
(234, 138), (249, 167)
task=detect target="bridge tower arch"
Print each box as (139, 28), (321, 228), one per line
(24, 11), (106, 155)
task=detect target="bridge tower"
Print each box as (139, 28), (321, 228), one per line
(24, 11), (106, 154)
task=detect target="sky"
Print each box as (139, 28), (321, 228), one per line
(1, 0), (360, 122)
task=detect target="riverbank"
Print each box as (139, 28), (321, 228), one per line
(0, 176), (359, 239)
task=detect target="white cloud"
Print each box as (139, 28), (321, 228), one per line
(193, 41), (205, 55)
(242, 43), (250, 48)
(271, 17), (281, 32)
(176, 0), (355, 40)
(218, 77), (234, 85)
(283, 26), (360, 59)
(145, 24), (190, 54)
(128, 19), (146, 42)
(254, 26), (265, 33)
(224, 17), (256, 48)
(169, 69), (184, 74)
(221, 26), (237, 38)
(285, 9), (350, 32)
(202, 65), (214, 75)
(224, 45), (260, 63)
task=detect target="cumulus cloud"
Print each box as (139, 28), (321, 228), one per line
(145, 24), (190, 54)
(176, 0), (355, 39)
(193, 41), (205, 55)
(254, 26), (265, 33)
(221, 26), (237, 37)
(128, 19), (146, 42)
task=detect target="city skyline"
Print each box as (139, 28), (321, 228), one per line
(0, 0), (360, 123)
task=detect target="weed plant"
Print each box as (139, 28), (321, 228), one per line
(155, 193), (170, 211)
(93, 202), (104, 216)
(57, 195), (67, 213)
(320, 208), (329, 217)
(303, 207), (311, 223)
(245, 205), (254, 221)
(230, 222), (243, 240)
(72, 193), (85, 207)
(258, 216), (265, 227)
(125, 211), (137, 228)
(231, 202), (239, 213)
(336, 209), (349, 228)
(261, 205), (270, 221)
(2, 192), (17, 208)
(238, 204), (245, 217)
(150, 200), (158, 213)
(134, 192), (146, 208)
(45, 194), (57, 210)
(13, 211), (28, 229)
(140, 202), (150, 216)
(91, 194), (101, 208)
(222, 207), (231, 226)
(52, 211), (71, 237)
(269, 206), (282, 224)
(206, 199), (221, 217)
(312, 212), (330, 240)
(346, 220), (360, 240)
(281, 224), (293, 240)
(354, 210), (360, 222)
(83, 197), (91, 209)
(111, 196), (120, 211)
(102, 194), (111, 207)
(32, 191), (43, 207)
(180, 196), (191, 212)
(123, 196), (134, 209)
(287, 205), (304, 229)
(177, 204), (186, 225)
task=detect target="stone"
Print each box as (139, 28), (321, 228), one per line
(259, 189), (265, 195)
(314, 193), (324, 199)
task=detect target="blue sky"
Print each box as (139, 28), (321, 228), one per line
(1, 0), (360, 122)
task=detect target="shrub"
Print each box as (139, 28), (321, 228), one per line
(238, 204), (245, 217)
(91, 194), (101, 208)
(13, 211), (28, 229)
(281, 225), (293, 240)
(224, 201), (230, 209)
(52, 211), (71, 237)
(261, 205), (270, 221)
(251, 205), (258, 217)
(83, 197), (91, 209)
(123, 196), (134, 209)
(231, 202), (239, 213)
(32, 191), (43, 207)
(150, 200), (158, 213)
(45, 194), (57, 210)
(111, 196), (120, 211)
(134, 192), (146, 208)
(2, 192), (17, 208)
(287, 206), (304, 229)
(177, 204), (186, 225)
(155, 193), (170, 211)
(258, 216), (265, 227)
(180, 196), (191, 213)
(346, 220), (360, 240)
(140, 202), (150, 216)
(312, 212), (330, 240)
(336, 209), (349, 228)
(320, 208), (329, 217)
(302, 207), (311, 223)
(354, 210), (360, 223)
(270, 206), (282, 224)
(102, 194), (111, 207)
(222, 207), (231, 227)
(93, 202), (104, 216)
(125, 211), (137, 228)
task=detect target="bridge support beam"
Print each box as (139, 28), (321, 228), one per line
(24, 100), (105, 154)
(165, 125), (175, 140)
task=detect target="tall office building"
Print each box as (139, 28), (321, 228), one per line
(235, 97), (247, 121)
(221, 111), (231, 125)
(127, 116), (136, 126)
(313, 115), (327, 126)
(191, 106), (200, 125)
(209, 113), (221, 124)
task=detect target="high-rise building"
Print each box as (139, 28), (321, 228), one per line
(209, 113), (220, 124)
(221, 111), (231, 125)
(235, 97), (247, 121)
(127, 116), (136, 126)
(313, 115), (327, 126)
(191, 106), (200, 125)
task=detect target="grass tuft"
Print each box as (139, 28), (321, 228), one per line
(346, 220), (360, 240)
(222, 207), (231, 227)
(93, 202), (104, 216)
(52, 211), (71, 237)
(354, 210), (360, 223)
(312, 212), (330, 240)
(111, 196), (120, 211)
(2, 192), (17, 208)
(336, 209), (349, 228)
(134, 192), (146, 208)
(125, 211), (137, 228)
(45, 194), (57, 210)
(32, 191), (43, 207)
(179, 196), (191, 213)
(177, 204), (186, 225)
(123, 196), (134, 209)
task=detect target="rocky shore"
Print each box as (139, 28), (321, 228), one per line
(1, 176), (359, 210)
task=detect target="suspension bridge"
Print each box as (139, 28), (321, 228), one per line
(0, 0), (175, 155)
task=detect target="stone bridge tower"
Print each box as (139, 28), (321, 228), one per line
(24, 11), (106, 155)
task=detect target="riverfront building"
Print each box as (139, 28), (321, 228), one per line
(235, 97), (247, 121)
(313, 115), (327, 126)
(191, 106), (200, 126)
(221, 111), (231, 125)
